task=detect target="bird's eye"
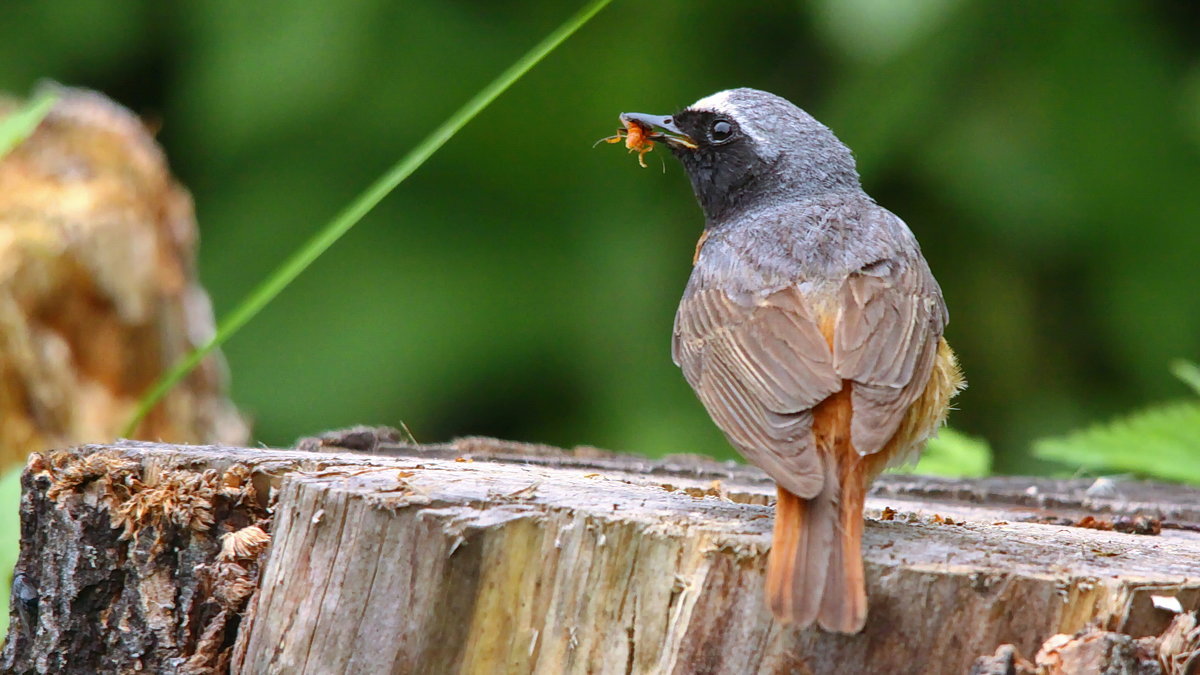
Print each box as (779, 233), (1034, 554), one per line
(709, 119), (734, 143)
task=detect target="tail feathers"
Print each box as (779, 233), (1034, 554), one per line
(766, 478), (868, 633)
(818, 472), (867, 633)
(765, 484), (835, 627)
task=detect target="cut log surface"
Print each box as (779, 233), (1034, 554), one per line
(4, 437), (1199, 675)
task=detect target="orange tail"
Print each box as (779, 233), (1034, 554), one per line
(765, 387), (869, 633)
(765, 480), (867, 633)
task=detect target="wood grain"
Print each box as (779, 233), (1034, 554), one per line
(4, 438), (1198, 674)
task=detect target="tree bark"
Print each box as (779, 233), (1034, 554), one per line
(4, 437), (1199, 674)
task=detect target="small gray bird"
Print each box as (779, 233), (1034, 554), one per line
(613, 89), (963, 633)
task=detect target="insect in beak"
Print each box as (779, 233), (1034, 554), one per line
(595, 114), (697, 168)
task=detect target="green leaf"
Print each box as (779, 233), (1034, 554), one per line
(1034, 400), (1200, 483)
(0, 91), (57, 160)
(898, 428), (992, 477)
(122, 0), (614, 436)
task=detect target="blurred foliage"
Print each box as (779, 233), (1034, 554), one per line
(121, 0), (612, 436)
(910, 429), (992, 478)
(0, 91), (55, 158)
(1035, 361), (1200, 482)
(0, 1), (1198, 477)
(0, 467), (19, 636)
(1171, 359), (1200, 396)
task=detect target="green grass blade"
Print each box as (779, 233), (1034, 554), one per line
(0, 91), (57, 159)
(123, 0), (613, 437)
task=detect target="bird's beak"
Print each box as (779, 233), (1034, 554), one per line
(619, 113), (698, 149)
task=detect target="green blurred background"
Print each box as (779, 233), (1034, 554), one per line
(2, 0), (1198, 474)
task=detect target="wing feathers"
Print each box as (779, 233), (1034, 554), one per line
(836, 268), (944, 454)
(676, 288), (836, 497)
(673, 211), (947, 485)
(696, 349), (826, 497)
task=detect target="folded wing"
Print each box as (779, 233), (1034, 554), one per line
(672, 217), (945, 491)
(673, 286), (841, 497)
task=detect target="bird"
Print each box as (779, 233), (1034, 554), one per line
(614, 88), (963, 633)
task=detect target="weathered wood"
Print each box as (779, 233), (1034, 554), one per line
(970, 614), (1200, 674)
(2, 447), (272, 673)
(4, 438), (1199, 674)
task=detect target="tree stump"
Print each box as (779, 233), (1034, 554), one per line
(0, 87), (247, 466)
(4, 436), (1199, 674)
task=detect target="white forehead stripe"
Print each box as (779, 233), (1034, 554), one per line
(687, 90), (768, 145)
(689, 90), (739, 117)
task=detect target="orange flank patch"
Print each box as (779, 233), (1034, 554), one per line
(692, 229), (710, 265)
(878, 337), (963, 470)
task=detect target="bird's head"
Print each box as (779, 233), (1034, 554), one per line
(621, 88), (861, 224)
